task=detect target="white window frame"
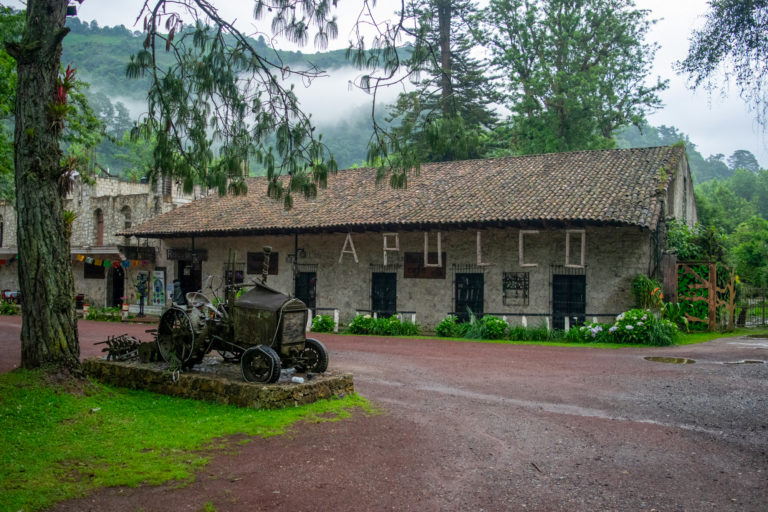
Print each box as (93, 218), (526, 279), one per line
(519, 230), (539, 268)
(565, 229), (586, 268)
(383, 232), (400, 266)
(424, 232), (442, 268)
(476, 231), (492, 266)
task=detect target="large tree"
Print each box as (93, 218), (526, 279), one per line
(479, 0), (667, 154)
(5, 0), (80, 369)
(678, 0), (768, 128)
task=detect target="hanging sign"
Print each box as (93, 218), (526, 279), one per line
(167, 248), (208, 261)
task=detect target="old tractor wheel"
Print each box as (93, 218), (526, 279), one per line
(156, 308), (196, 365)
(241, 345), (281, 384)
(296, 337), (329, 373)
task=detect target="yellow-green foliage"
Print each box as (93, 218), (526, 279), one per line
(0, 370), (370, 511)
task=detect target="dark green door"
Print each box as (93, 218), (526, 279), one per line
(455, 273), (484, 322)
(294, 271), (317, 310)
(371, 272), (397, 317)
(552, 274), (586, 329)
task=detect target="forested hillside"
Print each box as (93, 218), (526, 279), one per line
(60, 17), (372, 173)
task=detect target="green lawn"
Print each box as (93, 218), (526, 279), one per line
(675, 327), (767, 345)
(0, 370), (370, 512)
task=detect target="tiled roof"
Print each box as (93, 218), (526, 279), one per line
(124, 146), (684, 238)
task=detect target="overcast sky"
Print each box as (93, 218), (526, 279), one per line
(7, 0), (767, 166)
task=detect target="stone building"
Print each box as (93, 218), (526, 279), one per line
(122, 146), (697, 329)
(0, 176), (197, 307)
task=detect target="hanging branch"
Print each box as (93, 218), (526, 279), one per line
(127, 0), (340, 208)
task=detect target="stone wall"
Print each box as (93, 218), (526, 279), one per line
(83, 358), (355, 410)
(0, 202), (16, 247)
(0, 202), (18, 292)
(665, 154), (698, 227)
(0, 177), (201, 305)
(157, 225), (652, 329)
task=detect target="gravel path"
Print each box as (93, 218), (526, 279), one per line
(2, 317), (766, 511)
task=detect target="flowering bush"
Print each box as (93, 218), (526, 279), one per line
(568, 309), (678, 345)
(648, 287), (664, 310)
(566, 321), (611, 343)
(311, 314), (335, 333)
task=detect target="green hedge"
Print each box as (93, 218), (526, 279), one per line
(346, 314), (420, 336)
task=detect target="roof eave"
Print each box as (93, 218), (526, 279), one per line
(122, 217), (652, 239)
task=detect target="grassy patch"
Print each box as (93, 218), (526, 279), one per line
(0, 370), (370, 512)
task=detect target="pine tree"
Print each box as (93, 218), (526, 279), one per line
(376, 0), (497, 166)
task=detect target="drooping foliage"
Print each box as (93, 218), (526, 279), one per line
(478, 0), (667, 154)
(678, 0), (768, 128)
(126, 1), (342, 207)
(0, 5), (23, 201)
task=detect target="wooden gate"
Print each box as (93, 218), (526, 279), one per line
(676, 262), (736, 331)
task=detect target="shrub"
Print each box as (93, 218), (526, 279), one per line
(661, 302), (690, 332)
(566, 322), (612, 343)
(507, 326), (527, 341)
(460, 312), (484, 339)
(608, 309), (678, 346)
(510, 323), (562, 341)
(397, 319), (421, 336)
(85, 307), (121, 322)
(311, 314), (335, 333)
(435, 315), (460, 337)
(372, 316), (400, 336)
(480, 315), (507, 339)
(347, 314), (376, 334)
(564, 310), (678, 346)
(346, 314), (420, 336)
(0, 300), (18, 315)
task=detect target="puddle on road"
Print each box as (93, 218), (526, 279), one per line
(745, 334), (768, 339)
(644, 356), (696, 364)
(723, 360), (765, 365)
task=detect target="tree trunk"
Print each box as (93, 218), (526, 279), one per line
(437, 0), (454, 117)
(7, 0), (80, 369)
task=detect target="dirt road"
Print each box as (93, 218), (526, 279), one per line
(2, 317), (766, 511)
